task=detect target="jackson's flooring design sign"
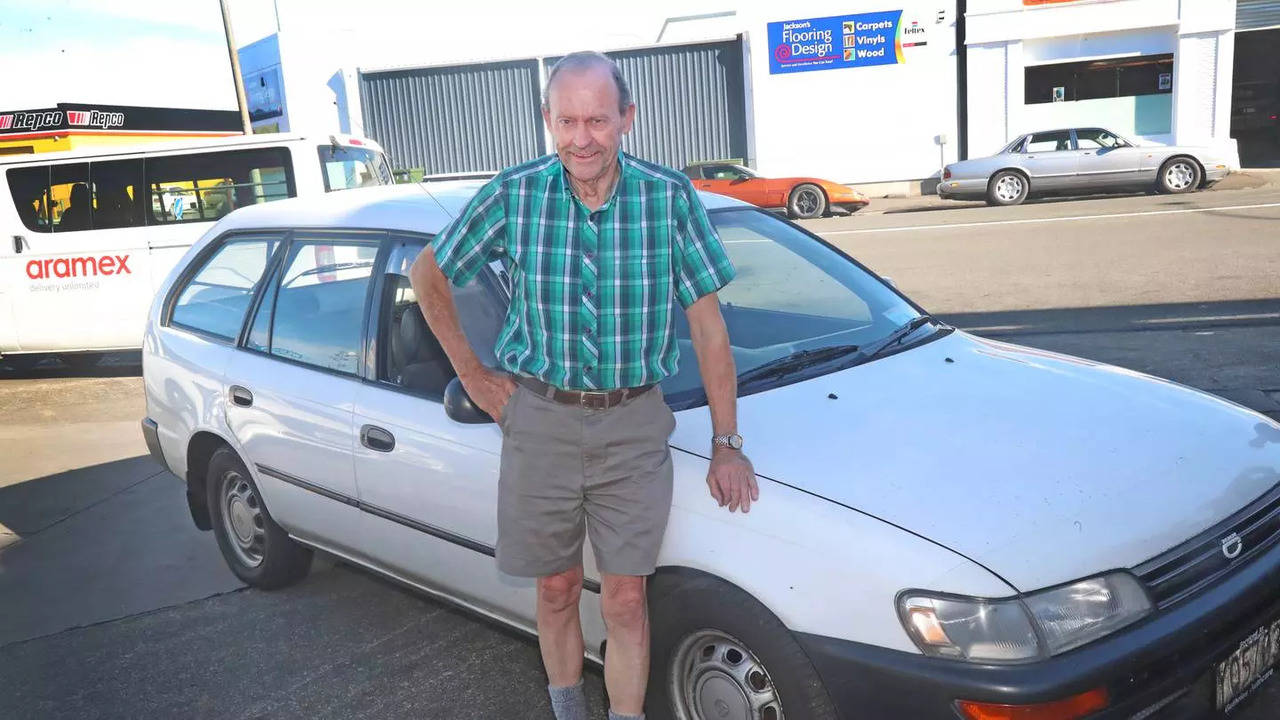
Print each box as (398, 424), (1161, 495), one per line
(768, 10), (928, 74)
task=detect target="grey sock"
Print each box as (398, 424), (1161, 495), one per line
(608, 712), (644, 720)
(547, 679), (588, 720)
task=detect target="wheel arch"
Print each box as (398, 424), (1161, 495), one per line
(989, 167), (1030, 187)
(1162, 154), (1208, 187)
(185, 430), (237, 531)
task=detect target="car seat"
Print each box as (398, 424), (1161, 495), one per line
(391, 303), (454, 395)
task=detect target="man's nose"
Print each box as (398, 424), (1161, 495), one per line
(572, 123), (592, 148)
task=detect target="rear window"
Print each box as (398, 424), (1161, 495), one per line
(317, 145), (393, 192)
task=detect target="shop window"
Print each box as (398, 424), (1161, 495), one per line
(1026, 54), (1173, 105)
(145, 147), (294, 224)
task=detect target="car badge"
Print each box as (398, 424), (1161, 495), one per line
(1220, 532), (1244, 560)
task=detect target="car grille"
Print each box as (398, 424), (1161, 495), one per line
(1134, 482), (1280, 609)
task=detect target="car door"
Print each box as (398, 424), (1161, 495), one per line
(1020, 130), (1085, 190)
(350, 236), (581, 624)
(222, 230), (382, 558)
(1073, 128), (1144, 187)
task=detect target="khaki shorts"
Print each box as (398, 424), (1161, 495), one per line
(496, 382), (676, 578)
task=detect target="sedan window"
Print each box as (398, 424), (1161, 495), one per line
(169, 234), (282, 341)
(376, 238), (505, 399)
(1025, 131), (1074, 153)
(1075, 128), (1128, 149)
(249, 236), (379, 375)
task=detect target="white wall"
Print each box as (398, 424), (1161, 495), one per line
(229, 0), (961, 185)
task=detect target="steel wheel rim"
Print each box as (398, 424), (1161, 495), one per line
(1165, 162), (1194, 190)
(669, 629), (784, 720)
(220, 469), (266, 567)
(795, 189), (819, 215)
(996, 175), (1023, 202)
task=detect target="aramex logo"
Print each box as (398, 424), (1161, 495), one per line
(25, 255), (132, 280)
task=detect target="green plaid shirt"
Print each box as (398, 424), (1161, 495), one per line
(432, 151), (736, 391)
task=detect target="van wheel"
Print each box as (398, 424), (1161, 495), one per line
(986, 170), (1029, 206)
(787, 184), (827, 219)
(646, 572), (838, 720)
(206, 446), (311, 589)
(1158, 157), (1201, 193)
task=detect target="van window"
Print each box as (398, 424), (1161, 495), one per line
(317, 145), (393, 191)
(146, 147), (293, 224)
(256, 237), (379, 375)
(6, 167), (50, 232)
(170, 235), (282, 341)
(50, 163), (92, 231)
(91, 159), (145, 230)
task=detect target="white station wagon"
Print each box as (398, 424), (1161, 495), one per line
(141, 183), (1280, 720)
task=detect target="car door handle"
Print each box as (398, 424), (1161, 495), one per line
(229, 385), (254, 407)
(12, 235), (26, 254)
(1026, 155), (1036, 159)
(360, 424), (396, 453)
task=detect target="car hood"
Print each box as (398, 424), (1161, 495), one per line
(777, 177), (858, 193)
(669, 331), (1280, 592)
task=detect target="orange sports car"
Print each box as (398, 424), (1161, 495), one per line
(682, 162), (870, 219)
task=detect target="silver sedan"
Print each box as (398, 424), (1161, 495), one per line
(939, 127), (1233, 206)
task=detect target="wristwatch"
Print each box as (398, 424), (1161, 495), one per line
(712, 433), (744, 451)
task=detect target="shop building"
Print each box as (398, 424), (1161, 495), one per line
(0, 104), (243, 157)
(965, 0), (1240, 163)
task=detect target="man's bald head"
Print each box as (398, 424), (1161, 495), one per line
(543, 51), (633, 115)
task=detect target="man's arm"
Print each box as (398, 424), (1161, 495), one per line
(408, 247), (515, 421)
(686, 293), (758, 513)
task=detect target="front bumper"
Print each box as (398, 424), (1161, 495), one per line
(795, 538), (1280, 719)
(937, 178), (986, 200)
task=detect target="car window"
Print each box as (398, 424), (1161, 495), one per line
(146, 147), (293, 224)
(170, 234), (282, 341)
(704, 164), (743, 180)
(377, 237), (503, 399)
(255, 236), (379, 375)
(1025, 131), (1074, 153)
(662, 209), (927, 407)
(1075, 128), (1126, 149)
(317, 145), (393, 192)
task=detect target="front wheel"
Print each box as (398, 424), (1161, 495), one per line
(646, 572), (838, 720)
(206, 445), (312, 589)
(1158, 157), (1201, 193)
(986, 170), (1029, 206)
(787, 184), (827, 220)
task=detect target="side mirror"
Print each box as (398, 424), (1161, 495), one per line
(882, 276), (896, 287)
(444, 376), (495, 424)
(730, 176), (749, 185)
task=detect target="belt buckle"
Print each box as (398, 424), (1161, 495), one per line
(580, 391), (606, 410)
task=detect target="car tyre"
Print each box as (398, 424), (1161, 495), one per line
(1157, 157), (1201, 194)
(787, 184), (827, 220)
(646, 572), (838, 720)
(986, 170), (1029, 206)
(206, 445), (311, 589)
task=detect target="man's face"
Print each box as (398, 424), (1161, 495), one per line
(542, 66), (635, 183)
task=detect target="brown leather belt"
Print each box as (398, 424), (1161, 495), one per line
(514, 375), (654, 410)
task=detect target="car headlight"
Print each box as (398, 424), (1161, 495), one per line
(897, 572), (1152, 663)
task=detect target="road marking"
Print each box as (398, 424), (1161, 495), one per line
(821, 202), (1280, 235)
(1136, 312), (1280, 324)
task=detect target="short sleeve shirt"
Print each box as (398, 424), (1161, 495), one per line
(431, 151), (736, 391)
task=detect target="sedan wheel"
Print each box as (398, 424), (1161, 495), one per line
(670, 630), (785, 720)
(206, 445), (312, 589)
(986, 170), (1029, 206)
(1159, 158), (1201, 193)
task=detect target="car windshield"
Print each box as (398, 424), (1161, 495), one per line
(659, 209), (939, 408)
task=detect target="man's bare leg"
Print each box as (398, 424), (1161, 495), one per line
(538, 566), (587, 719)
(600, 573), (649, 717)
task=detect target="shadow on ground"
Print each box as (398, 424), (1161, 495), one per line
(0, 352), (141, 381)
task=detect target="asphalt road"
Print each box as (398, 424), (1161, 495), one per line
(2, 179), (1278, 719)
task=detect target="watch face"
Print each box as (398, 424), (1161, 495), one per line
(729, 434), (743, 449)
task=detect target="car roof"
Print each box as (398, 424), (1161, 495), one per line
(213, 181), (754, 236)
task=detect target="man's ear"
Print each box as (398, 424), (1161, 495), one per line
(542, 105), (553, 132)
(621, 103), (636, 135)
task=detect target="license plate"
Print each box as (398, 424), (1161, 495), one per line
(1216, 616), (1280, 713)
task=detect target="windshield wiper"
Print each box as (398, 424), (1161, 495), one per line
(860, 315), (938, 362)
(736, 344), (862, 387)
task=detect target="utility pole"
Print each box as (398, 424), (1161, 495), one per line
(220, 0), (253, 134)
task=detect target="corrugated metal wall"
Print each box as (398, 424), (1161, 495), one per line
(1237, 0), (1280, 31)
(550, 39), (749, 170)
(359, 59), (545, 174)
(359, 38), (747, 175)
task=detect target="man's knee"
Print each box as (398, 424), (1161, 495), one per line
(601, 576), (647, 629)
(537, 566), (584, 613)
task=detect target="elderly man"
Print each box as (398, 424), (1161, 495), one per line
(409, 51), (757, 720)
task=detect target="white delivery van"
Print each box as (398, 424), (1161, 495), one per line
(0, 133), (392, 364)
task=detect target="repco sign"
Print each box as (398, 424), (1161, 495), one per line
(26, 255), (133, 279)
